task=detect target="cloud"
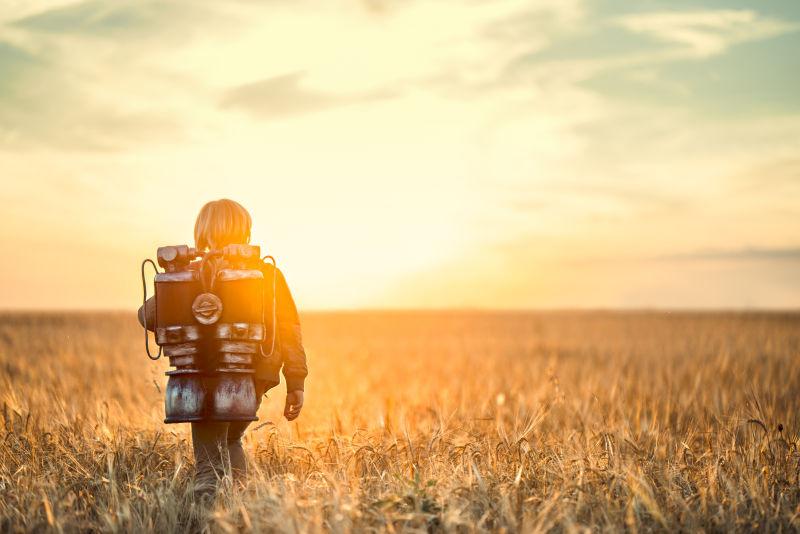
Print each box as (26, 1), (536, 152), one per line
(616, 9), (798, 58)
(220, 71), (397, 119)
(11, 0), (221, 40)
(0, 0), (798, 309)
(378, 234), (800, 309)
(509, 7), (799, 99)
(0, 0), (226, 150)
(0, 1), (77, 24)
(15, 0), (167, 34)
(656, 247), (800, 262)
(733, 157), (800, 191)
(512, 181), (688, 214)
(0, 0), (581, 145)
(0, 38), (182, 150)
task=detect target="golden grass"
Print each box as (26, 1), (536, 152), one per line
(1, 311), (798, 532)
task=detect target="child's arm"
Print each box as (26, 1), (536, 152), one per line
(274, 268), (308, 420)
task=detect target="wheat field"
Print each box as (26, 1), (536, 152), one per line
(0, 311), (798, 532)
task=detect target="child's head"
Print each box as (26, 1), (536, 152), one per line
(194, 199), (252, 251)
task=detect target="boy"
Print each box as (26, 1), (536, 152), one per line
(138, 198), (308, 496)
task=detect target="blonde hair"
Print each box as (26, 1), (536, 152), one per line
(194, 199), (252, 251)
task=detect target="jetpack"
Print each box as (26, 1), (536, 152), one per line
(140, 244), (276, 423)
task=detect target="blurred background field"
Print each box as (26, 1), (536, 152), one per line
(1, 311), (799, 532)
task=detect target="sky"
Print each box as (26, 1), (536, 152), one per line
(0, 0), (798, 310)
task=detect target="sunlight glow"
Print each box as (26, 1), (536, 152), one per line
(0, 1), (798, 309)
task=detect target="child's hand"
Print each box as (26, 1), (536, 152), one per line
(284, 390), (304, 421)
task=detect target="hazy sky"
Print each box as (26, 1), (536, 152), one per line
(1, 0), (798, 310)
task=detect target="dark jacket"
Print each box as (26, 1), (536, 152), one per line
(138, 261), (308, 392)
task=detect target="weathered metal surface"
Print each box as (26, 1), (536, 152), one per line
(217, 277), (264, 325)
(155, 270), (201, 329)
(217, 352), (253, 364)
(163, 342), (200, 357)
(156, 325), (201, 345)
(217, 269), (264, 281)
(168, 354), (200, 368)
(157, 245), (199, 272)
(221, 244), (260, 262)
(164, 371), (258, 423)
(154, 271), (197, 283)
(154, 244), (264, 424)
(192, 293), (223, 325)
(214, 322), (264, 341)
(217, 340), (257, 354)
(205, 370), (258, 421)
(164, 370), (206, 423)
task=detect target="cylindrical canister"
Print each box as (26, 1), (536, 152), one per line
(206, 266), (264, 421)
(155, 270), (205, 423)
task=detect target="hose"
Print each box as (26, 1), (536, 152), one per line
(140, 259), (162, 360)
(260, 255), (278, 359)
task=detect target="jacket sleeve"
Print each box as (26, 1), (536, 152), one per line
(137, 296), (157, 332)
(273, 268), (308, 392)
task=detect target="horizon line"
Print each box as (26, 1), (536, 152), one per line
(1, 306), (798, 315)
